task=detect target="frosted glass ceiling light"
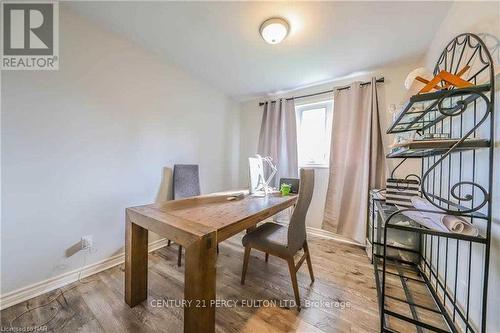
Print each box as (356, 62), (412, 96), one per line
(260, 18), (289, 44)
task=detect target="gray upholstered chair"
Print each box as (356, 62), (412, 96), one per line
(241, 168), (315, 310)
(169, 164), (201, 266)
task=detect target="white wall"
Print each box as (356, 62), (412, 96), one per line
(424, 2), (500, 73)
(421, 3), (499, 331)
(0, 7), (239, 295)
(238, 58), (423, 229)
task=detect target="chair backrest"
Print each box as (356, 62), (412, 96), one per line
(173, 164), (201, 199)
(287, 168), (315, 251)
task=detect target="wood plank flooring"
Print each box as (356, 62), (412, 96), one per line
(1, 233), (381, 333)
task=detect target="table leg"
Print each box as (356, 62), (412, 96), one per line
(125, 216), (149, 307)
(184, 232), (217, 333)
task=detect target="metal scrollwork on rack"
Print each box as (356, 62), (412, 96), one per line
(434, 33), (493, 83)
(436, 89), (491, 117)
(421, 89), (492, 214)
(449, 181), (489, 211)
(419, 33), (494, 216)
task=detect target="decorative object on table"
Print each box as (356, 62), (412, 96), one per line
(279, 177), (300, 194)
(248, 154), (277, 196)
(280, 183), (291, 196)
(385, 177), (420, 207)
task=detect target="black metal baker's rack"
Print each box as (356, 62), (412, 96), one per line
(375, 33), (495, 333)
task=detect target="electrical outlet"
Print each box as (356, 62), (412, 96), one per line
(81, 235), (93, 250)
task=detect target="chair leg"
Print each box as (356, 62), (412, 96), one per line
(303, 241), (315, 283)
(265, 252), (269, 262)
(217, 244), (219, 254)
(241, 246), (251, 284)
(177, 245), (182, 267)
(287, 257), (301, 310)
(167, 239), (171, 247)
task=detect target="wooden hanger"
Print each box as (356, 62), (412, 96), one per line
(414, 65), (471, 93)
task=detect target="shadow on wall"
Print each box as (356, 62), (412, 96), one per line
(156, 167), (173, 203)
(150, 167), (174, 242)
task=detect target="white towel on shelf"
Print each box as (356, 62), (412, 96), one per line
(441, 215), (478, 236)
(398, 207), (449, 232)
(398, 197), (479, 236)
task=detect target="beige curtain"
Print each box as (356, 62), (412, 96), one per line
(258, 99), (299, 188)
(322, 77), (386, 244)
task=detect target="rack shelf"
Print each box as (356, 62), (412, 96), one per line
(387, 84), (491, 134)
(375, 32), (494, 333)
(371, 198), (487, 333)
(374, 257), (454, 333)
(376, 201), (487, 243)
(386, 138), (490, 158)
(425, 193), (488, 219)
(386, 219), (486, 243)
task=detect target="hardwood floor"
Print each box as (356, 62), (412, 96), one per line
(1, 233), (381, 333)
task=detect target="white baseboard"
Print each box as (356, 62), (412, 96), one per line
(275, 220), (363, 247)
(0, 238), (169, 310)
(305, 226), (365, 247)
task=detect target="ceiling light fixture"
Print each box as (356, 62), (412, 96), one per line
(259, 17), (289, 45)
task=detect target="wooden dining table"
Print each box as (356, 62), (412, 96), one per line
(124, 191), (297, 333)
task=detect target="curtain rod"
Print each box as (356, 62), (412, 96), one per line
(258, 77), (384, 106)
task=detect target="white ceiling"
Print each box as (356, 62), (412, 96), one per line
(67, 1), (452, 100)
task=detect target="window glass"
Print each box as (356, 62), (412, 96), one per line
(296, 101), (333, 167)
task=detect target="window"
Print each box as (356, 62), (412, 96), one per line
(296, 101), (333, 167)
